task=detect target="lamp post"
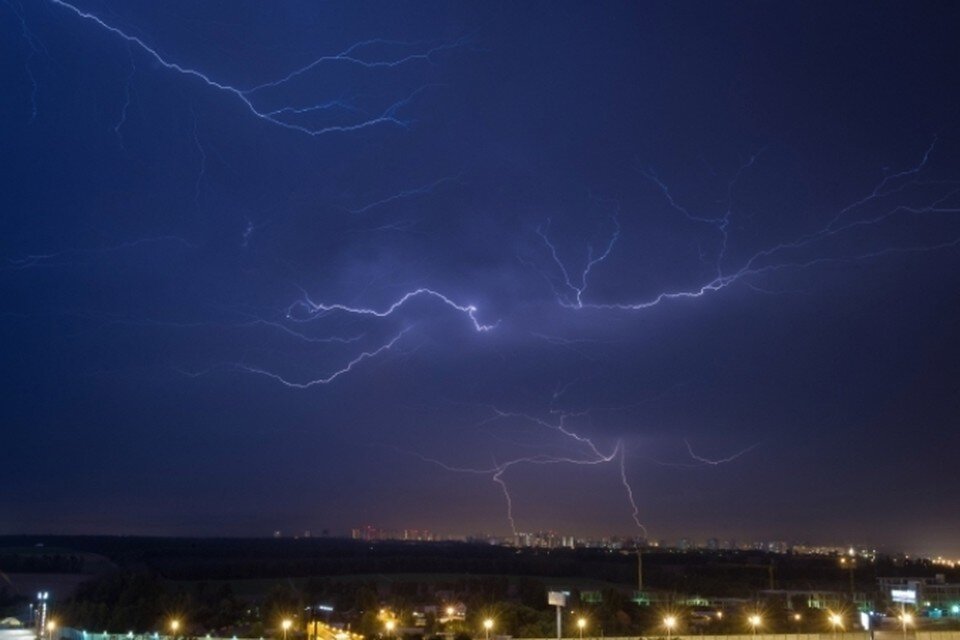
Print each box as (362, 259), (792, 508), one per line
(664, 616), (676, 640)
(385, 619), (396, 640)
(829, 613), (843, 639)
(901, 612), (913, 640)
(577, 618), (586, 640)
(170, 620), (180, 640)
(282, 619), (293, 640)
(46, 620), (57, 640)
(748, 615), (761, 637)
(840, 558), (857, 602)
(483, 619), (493, 640)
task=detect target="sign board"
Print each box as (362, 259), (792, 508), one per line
(860, 612), (871, 630)
(547, 591), (567, 607)
(891, 589), (917, 604)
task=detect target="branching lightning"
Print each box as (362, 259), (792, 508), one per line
(229, 328), (409, 389)
(531, 140), (959, 314)
(4, 0), (47, 122)
(286, 287), (497, 333)
(410, 406), (650, 537)
(531, 210), (621, 309)
(8, 0), (958, 544)
(45, 0), (464, 137)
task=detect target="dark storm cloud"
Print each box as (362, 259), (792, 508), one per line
(2, 1), (959, 554)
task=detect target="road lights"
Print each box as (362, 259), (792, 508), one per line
(829, 613), (843, 638)
(900, 611), (914, 640)
(663, 616), (677, 640)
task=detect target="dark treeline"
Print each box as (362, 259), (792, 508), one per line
(0, 552), (85, 573)
(2, 536), (958, 594)
(6, 536), (960, 637)
(58, 573), (248, 634)
(55, 571), (667, 638)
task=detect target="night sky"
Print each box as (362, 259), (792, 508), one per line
(3, 1), (960, 555)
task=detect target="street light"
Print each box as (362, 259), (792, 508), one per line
(664, 616), (677, 640)
(577, 618), (586, 640)
(483, 619), (493, 640)
(829, 613), (843, 638)
(170, 620), (180, 638)
(46, 620), (57, 640)
(901, 612), (914, 640)
(384, 620), (396, 638)
(748, 615), (761, 636)
(282, 619), (293, 640)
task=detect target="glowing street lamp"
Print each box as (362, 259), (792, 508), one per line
(577, 618), (586, 640)
(664, 616), (677, 640)
(46, 620), (57, 640)
(748, 615), (762, 636)
(900, 612), (913, 640)
(483, 619), (493, 640)
(282, 619), (293, 640)
(829, 613), (843, 638)
(384, 620), (396, 639)
(170, 620), (180, 638)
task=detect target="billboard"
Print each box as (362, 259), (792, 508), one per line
(547, 591), (567, 607)
(891, 589), (917, 605)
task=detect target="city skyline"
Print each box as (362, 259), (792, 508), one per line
(2, 2), (959, 554)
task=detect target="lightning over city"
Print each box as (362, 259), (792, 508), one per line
(2, 0), (960, 565)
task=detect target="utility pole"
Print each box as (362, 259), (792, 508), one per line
(637, 546), (643, 592)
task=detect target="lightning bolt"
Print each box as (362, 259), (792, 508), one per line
(229, 329), (409, 388)
(409, 406), (647, 538)
(638, 148), (764, 273)
(286, 287), (498, 333)
(684, 438), (760, 466)
(349, 174), (465, 215)
(45, 0), (464, 137)
(530, 138), (959, 314)
(113, 44), (135, 146)
(3, 236), (196, 270)
(4, 0), (47, 122)
(531, 204), (621, 309)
